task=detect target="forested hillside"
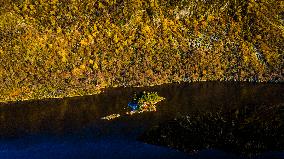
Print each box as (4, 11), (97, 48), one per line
(0, 0), (283, 103)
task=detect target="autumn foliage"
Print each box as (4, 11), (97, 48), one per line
(0, 0), (283, 103)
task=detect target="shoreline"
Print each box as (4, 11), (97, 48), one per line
(1, 80), (283, 105)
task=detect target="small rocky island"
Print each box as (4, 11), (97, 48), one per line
(127, 91), (165, 114)
(101, 91), (165, 120)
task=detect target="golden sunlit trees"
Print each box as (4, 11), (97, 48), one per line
(0, 0), (283, 102)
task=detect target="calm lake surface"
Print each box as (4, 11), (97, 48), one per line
(0, 82), (283, 159)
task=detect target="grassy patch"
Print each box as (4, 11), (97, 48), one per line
(128, 91), (165, 112)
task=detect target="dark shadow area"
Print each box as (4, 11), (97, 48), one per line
(0, 82), (283, 158)
(139, 103), (284, 157)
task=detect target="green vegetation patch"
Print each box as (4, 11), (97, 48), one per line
(101, 91), (165, 120)
(128, 91), (165, 112)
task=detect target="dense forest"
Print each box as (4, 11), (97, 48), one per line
(0, 0), (283, 103)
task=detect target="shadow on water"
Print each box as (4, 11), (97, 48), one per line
(139, 103), (284, 156)
(0, 82), (283, 159)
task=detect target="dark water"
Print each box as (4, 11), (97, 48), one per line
(0, 82), (283, 159)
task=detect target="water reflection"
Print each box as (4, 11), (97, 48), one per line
(140, 103), (284, 156)
(0, 82), (283, 143)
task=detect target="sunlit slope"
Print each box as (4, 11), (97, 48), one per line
(0, 0), (283, 102)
